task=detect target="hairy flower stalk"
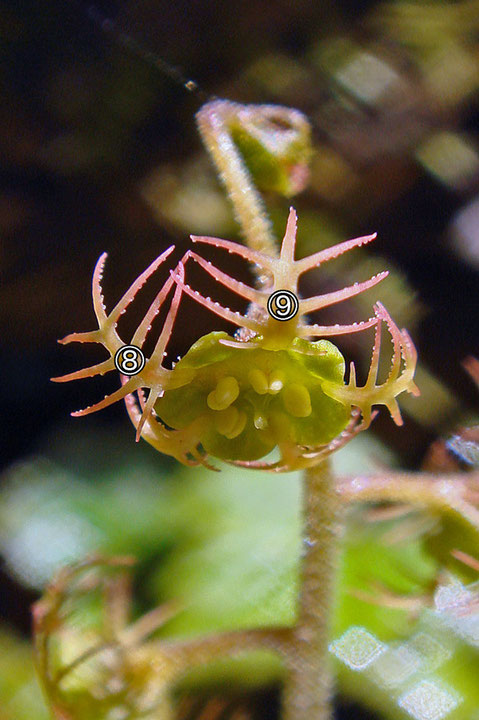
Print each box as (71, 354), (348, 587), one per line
(49, 100), (419, 720)
(283, 459), (341, 720)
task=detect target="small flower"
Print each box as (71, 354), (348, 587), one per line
(33, 557), (182, 720)
(54, 209), (419, 471)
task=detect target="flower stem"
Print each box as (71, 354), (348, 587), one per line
(195, 100), (340, 718)
(282, 459), (341, 720)
(196, 100), (277, 262)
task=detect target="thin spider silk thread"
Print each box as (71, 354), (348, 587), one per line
(69, 1), (214, 103)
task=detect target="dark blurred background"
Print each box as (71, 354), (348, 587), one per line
(0, 1), (478, 718)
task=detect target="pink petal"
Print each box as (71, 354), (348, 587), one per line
(299, 317), (377, 337)
(295, 233), (377, 275)
(191, 234), (275, 270)
(300, 272), (388, 314)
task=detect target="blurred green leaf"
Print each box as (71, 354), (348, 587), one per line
(152, 463), (302, 636)
(0, 627), (49, 720)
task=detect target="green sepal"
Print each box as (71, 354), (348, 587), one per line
(289, 337), (346, 382)
(173, 331), (233, 369)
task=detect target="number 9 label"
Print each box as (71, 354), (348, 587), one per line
(267, 290), (299, 321)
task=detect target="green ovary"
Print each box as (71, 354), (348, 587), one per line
(155, 332), (350, 462)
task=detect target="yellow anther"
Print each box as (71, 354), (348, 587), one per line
(214, 406), (240, 436)
(207, 376), (240, 410)
(248, 368), (269, 394)
(283, 383), (312, 417)
(268, 370), (285, 394)
(224, 410), (247, 439)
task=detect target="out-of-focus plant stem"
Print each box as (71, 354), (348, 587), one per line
(196, 100), (277, 265)
(336, 471), (479, 527)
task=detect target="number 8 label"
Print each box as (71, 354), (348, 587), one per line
(114, 345), (146, 375)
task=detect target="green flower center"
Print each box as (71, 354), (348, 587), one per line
(155, 332), (350, 462)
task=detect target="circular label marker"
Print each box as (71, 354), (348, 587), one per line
(267, 290), (299, 321)
(114, 345), (145, 375)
